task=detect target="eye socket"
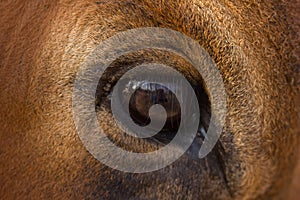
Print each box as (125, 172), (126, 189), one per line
(95, 49), (211, 151)
(104, 76), (211, 146)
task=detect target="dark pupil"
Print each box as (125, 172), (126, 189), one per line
(129, 83), (181, 133)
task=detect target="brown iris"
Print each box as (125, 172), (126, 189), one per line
(129, 82), (181, 133)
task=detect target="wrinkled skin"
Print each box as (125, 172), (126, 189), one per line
(0, 0), (299, 199)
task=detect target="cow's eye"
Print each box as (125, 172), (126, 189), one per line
(111, 79), (188, 144)
(127, 81), (181, 131)
(95, 60), (211, 152)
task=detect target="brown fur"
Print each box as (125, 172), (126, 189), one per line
(0, 0), (299, 199)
